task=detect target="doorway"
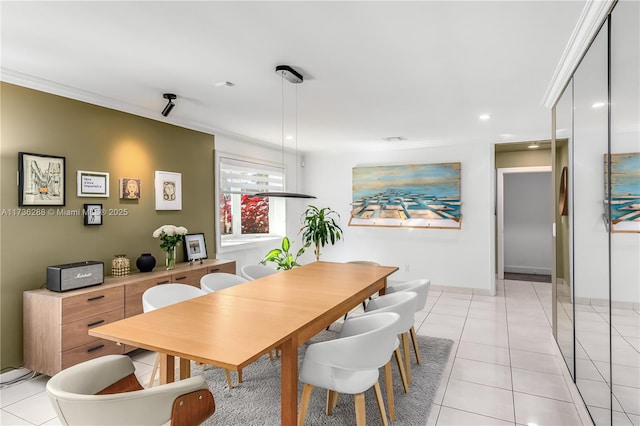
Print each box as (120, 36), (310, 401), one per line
(497, 166), (552, 280)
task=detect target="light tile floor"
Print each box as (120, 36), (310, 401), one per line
(0, 279), (600, 425)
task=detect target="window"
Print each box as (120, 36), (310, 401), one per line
(218, 155), (286, 248)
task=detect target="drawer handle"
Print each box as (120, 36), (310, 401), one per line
(87, 295), (105, 302)
(209, 268), (220, 273)
(87, 320), (105, 327)
(174, 276), (187, 281)
(87, 344), (105, 353)
(158, 280), (170, 285)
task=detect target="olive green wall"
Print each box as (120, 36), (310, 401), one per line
(0, 83), (215, 370)
(495, 148), (551, 169)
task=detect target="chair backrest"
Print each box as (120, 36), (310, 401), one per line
(142, 283), (205, 313)
(310, 312), (400, 371)
(46, 354), (213, 426)
(200, 272), (248, 293)
(386, 278), (430, 311)
(240, 264), (279, 280)
(363, 291), (418, 334)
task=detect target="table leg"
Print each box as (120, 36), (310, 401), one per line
(280, 337), (298, 426)
(179, 357), (191, 380)
(159, 354), (175, 384)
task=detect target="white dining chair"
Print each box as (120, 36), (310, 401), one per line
(358, 291), (418, 421)
(386, 278), (431, 367)
(46, 354), (215, 426)
(346, 260), (380, 266)
(297, 311), (400, 426)
(240, 264), (279, 280)
(142, 284), (216, 388)
(200, 272), (248, 293)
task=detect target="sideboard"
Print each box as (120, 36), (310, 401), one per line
(23, 258), (236, 377)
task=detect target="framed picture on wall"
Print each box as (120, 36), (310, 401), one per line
(154, 171), (182, 210)
(119, 177), (141, 200)
(83, 203), (103, 226)
(184, 233), (207, 261)
(77, 170), (109, 197)
(18, 152), (66, 206)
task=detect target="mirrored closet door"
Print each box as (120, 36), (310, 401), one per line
(552, 1), (639, 425)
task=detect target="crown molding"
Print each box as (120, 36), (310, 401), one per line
(542, 0), (616, 109)
(0, 67), (277, 149)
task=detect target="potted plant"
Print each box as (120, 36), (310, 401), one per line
(299, 205), (343, 261)
(261, 236), (307, 271)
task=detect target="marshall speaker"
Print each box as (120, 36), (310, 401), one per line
(46, 261), (104, 292)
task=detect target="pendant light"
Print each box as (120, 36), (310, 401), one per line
(253, 65), (315, 199)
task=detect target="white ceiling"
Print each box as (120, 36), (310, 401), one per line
(0, 1), (586, 153)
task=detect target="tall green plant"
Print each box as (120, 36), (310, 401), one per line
(261, 236), (307, 270)
(299, 205), (343, 261)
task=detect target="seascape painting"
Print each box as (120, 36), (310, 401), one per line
(605, 152), (640, 233)
(350, 162), (461, 229)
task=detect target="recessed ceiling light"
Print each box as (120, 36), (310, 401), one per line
(215, 81), (234, 87)
(528, 143), (540, 149)
(500, 133), (514, 138)
(479, 114), (492, 121)
(592, 101), (606, 108)
(382, 136), (408, 142)
(286, 135), (294, 140)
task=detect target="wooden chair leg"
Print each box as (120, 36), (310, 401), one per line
(383, 361), (396, 422)
(373, 381), (389, 426)
(326, 390), (339, 415)
(410, 325), (422, 364)
(148, 353), (160, 388)
(298, 384), (314, 426)
(354, 392), (367, 426)
(224, 369), (234, 389)
(269, 350), (274, 361)
(394, 348), (409, 393)
(237, 368), (243, 383)
(401, 332), (412, 384)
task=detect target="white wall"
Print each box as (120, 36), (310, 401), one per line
(503, 172), (552, 275)
(301, 143), (495, 292)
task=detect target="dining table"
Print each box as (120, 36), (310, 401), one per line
(89, 260), (398, 425)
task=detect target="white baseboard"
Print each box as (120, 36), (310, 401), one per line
(0, 367), (31, 383)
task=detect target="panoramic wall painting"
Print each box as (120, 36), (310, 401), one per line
(605, 152), (640, 233)
(350, 162), (462, 229)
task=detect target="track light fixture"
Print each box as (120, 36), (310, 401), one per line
(161, 93), (176, 117)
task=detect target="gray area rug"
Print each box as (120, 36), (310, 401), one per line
(199, 330), (453, 425)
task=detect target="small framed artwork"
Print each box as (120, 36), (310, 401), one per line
(83, 203), (103, 226)
(184, 233), (207, 261)
(120, 178), (141, 200)
(155, 171), (182, 210)
(18, 152), (66, 206)
(77, 170), (109, 197)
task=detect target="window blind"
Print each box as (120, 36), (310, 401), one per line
(219, 157), (284, 195)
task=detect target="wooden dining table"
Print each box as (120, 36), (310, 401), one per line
(89, 260), (398, 425)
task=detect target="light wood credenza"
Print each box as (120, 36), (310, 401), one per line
(23, 258), (236, 377)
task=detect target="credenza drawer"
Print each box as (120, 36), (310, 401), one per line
(62, 286), (124, 324)
(61, 339), (123, 370)
(207, 263), (236, 274)
(61, 309), (124, 351)
(170, 270), (202, 287)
